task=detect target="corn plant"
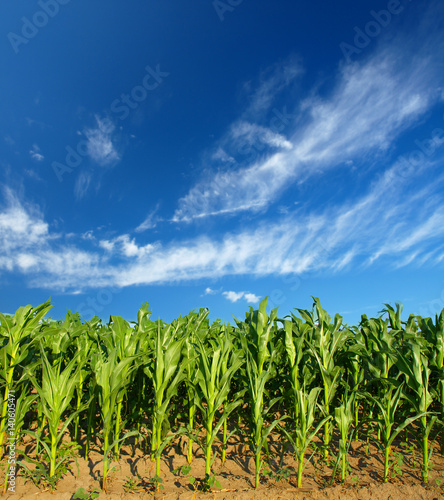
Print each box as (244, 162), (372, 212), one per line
(128, 304), (153, 452)
(39, 311), (89, 445)
(0, 300), (52, 455)
(72, 329), (94, 446)
(92, 347), (141, 491)
(302, 297), (348, 458)
(81, 317), (102, 457)
(360, 313), (400, 446)
(194, 330), (244, 479)
(106, 313), (148, 459)
(143, 318), (187, 478)
(360, 314), (398, 382)
(417, 311), (444, 453)
(1, 297), (443, 493)
(221, 324), (242, 463)
(22, 345), (87, 479)
(366, 380), (425, 482)
(182, 308), (209, 463)
(331, 390), (357, 483)
(280, 387), (331, 488)
(396, 340), (437, 483)
(237, 297), (282, 488)
(283, 316), (313, 393)
(343, 328), (365, 437)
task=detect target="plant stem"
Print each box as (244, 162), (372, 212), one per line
(103, 432), (109, 491)
(384, 444), (390, 482)
(324, 384), (330, 458)
(156, 422), (162, 476)
(422, 415), (429, 483)
(151, 413), (157, 461)
(205, 414), (214, 476)
(74, 375), (83, 444)
(50, 432), (57, 477)
(255, 451), (261, 488)
(297, 456), (303, 488)
(187, 399), (194, 464)
(222, 416), (227, 463)
(114, 399), (122, 459)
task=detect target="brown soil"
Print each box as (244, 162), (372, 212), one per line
(3, 437), (444, 500)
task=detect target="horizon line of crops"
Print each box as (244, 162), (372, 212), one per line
(1, 297), (444, 492)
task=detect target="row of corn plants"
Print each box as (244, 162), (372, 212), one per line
(0, 297), (444, 492)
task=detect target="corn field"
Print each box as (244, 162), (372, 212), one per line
(1, 296), (444, 493)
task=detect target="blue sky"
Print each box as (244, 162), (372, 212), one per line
(1, 0), (444, 325)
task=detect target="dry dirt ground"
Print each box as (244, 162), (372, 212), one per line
(3, 437), (444, 500)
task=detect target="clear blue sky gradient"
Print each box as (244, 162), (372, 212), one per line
(1, 0), (444, 325)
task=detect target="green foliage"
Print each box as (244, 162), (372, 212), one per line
(72, 487), (100, 499)
(0, 297), (443, 494)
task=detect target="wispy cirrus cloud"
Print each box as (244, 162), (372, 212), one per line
(2, 157), (444, 292)
(241, 54), (303, 120)
(135, 205), (160, 233)
(70, 115), (120, 199)
(2, 5), (444, 293)
(84, 115), (119, 167)
(173, 7), (444, 222)
(74, 171), (92, 200)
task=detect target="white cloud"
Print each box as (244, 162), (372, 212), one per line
(242, 55), (303, 119)
(222, 291), (261, 304)
(99, 240), (115, 252)
(99, 234), (155, 259)
(0, 190), (48, 254)
(212, 148), (235, 164)
(3, 163), (444, 292)
(29, 144), (44, 162)
(74, 171), (92, 200)
(81, 230), (95, 241)
(204, 287), (218, 295)
(173, 21), (444, 222)
(0, 167), (443, 292)
(0, 190), (104, 289)
(135, 205), (160, 233)
(244, 293), (261, 304)
(223, 291), (245, 303)
(2, 8), (444, 294)
(24, 169), (43, 181)
(16, 253), (38, 270)
(84, 116), (119, 166)
(230, 121), (293, 151)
